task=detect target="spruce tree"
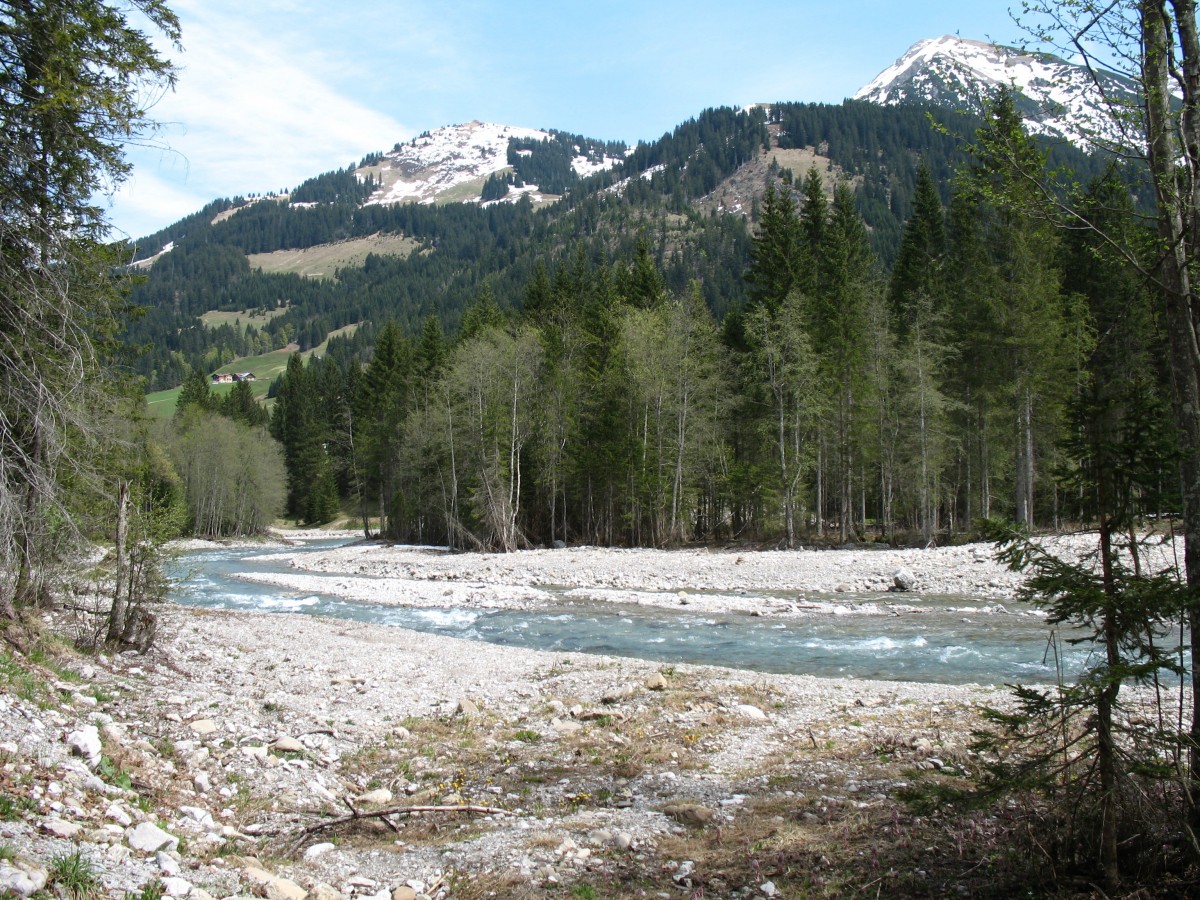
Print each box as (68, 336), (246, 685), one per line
(1, 0), (179, 616)
(745, 181), (801, 313)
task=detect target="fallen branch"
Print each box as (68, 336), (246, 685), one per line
(300, 802), (513, 838)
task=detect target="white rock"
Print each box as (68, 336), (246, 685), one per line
(304, 841), (337, 860)
(41, 817), (82, 839)
(65, 724), (102, 768)
(157, 850), (182, 876)
(162, 875), (193, 897)
(735, 703), (768, 721)
(265, 877), (308, 900)
(453, 698), (479, 717)
(356, 788), (393, 806)
(189, 719), (218, 736)
(179, 805), (215, 827)
(0, 856), (49, 898)
(126, 821), (180, 853)
(105, 803), (133, 827)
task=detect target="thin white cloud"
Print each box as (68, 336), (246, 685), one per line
(114, 0), (409, 238)
(105, 170), (212, 244)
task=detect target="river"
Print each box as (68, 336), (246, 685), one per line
(167, 538), (1108, 685)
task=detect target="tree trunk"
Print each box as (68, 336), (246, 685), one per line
(105, 480), (130, 646)
(1143, 0), (1200, 835)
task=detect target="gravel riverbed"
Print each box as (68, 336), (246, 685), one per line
(0, 531), (1185, 898)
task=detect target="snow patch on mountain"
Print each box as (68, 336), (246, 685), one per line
(855, 35), (1142, 149)
(358, 120), (622, 206)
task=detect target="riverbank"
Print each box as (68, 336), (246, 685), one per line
(0, 532), (1187, 898)
(231, 529), (1184, 620)
(2, 599), (1016, 899)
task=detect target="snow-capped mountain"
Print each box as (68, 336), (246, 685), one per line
(855, 35), (1142, 148)
(354, 120), (625, 207)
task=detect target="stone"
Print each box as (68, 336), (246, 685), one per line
(162, 876), (193, 897)
(308, 885), (344, 900)
(272, 736), (304, 753)
(391, 890), (417, 900)
(673, 860), (696, 885)
(760, 881), (779, 897)
(0, 855), (49, 898)
(893, 568), (917, 591)
(189, 719), (218, 736)
(735, 703), (768, 721)
(127, 821), (180, 853)
(241, 866), (275, 887)
(41, 817), (82, 839)
(179, 805), (215, 828)
(356, 788), (393, 806)
(65, 724), (102, 768)
(662, 802), (715, 827)
(266, 879), (308, 900)
(644, 673), (668, 691)
(613, 831), (634, 851)
(453, 698), (479, 718)
(600, 684), (637, 704)
(157, 850), (182, 876)
(304, 842), (337, 860)
(549, 719), (582, 738)
(193, 772), (212, 792)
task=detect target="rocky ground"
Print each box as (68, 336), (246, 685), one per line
(0, 531), (1187, 899)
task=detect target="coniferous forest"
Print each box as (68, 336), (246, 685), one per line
(199, 90), (1176, 552)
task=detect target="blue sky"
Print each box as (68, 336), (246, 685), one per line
(108, 0), (1030, 241)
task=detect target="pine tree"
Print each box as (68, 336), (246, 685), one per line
(888, 164), (947, 336)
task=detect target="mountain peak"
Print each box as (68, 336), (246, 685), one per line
(854, 35), (1140, 148)
(355, 120), (625, 207)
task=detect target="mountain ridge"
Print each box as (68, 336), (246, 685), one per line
(854, 34), (1142, 148)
